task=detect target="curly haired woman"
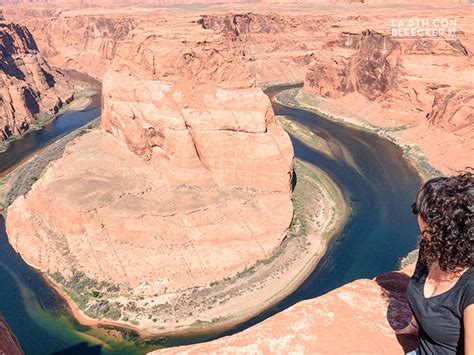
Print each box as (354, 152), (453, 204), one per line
(396, 171), (473, 354)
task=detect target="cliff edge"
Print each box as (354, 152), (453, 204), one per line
(156, 268), (419, 354)
(0, 315), (23, 355)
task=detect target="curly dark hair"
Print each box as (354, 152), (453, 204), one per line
(412, 171), (473, 272)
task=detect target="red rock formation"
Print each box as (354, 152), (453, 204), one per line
(6, 20), (294, 332)
(303, 26), (473, 173)
(157, 270), (419, 354)
(426, 88), (474, 132)
(0, 315), (23, 355)
(0, 22), (71, 141)
(7, 14), (138, 79)
(196, 12), (323, 83)
(4, 9), (325, 82)
(305, 30), (401, 100)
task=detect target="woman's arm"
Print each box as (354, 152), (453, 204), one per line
(395, 316), (419, 335)
(465, 304), (474, 355)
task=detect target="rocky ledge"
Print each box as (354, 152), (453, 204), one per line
(157, 268), (419, 354)
(0, 315), (23, 354)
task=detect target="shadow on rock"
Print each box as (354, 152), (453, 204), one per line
(375, 271), (419, 353)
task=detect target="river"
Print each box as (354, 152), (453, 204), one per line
(0, 84), (422, 354)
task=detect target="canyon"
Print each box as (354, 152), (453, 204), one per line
(0, 17), (73, 145)
(0, 0), (472, 353)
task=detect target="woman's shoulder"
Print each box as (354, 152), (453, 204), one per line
(460, 267), (474, 312)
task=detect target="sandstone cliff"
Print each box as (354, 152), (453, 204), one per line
(196, 12), (322, 84)
(303, 28), (473, 174)
(6, 20), (294, 332)
(2, 12), (138, 79)
(0, 21), (72, 141)
(3, 9), (323, 82)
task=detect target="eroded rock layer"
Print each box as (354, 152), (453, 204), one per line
(6, 22), (294, 331)
(0, 21), (71, 140)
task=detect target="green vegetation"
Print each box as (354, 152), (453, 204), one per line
(50, 270), (123, 320)
(191, 316), (229, 327)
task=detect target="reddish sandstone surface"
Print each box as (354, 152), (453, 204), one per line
(0, 20), (72, 141)
(2, 9), (323, 81)
(156, 269), (419, 354)
(0, 315), (23, 355)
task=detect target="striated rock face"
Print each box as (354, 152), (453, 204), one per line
(303, 25), (474, 174)
(426, 88), (474, 132)
(0, 22), (71, 141)
(102, 27), (293, 190)
(196, 12), (324, 84)
(6, 23), (294, 332)
(0, 315), (23, 355)
(306, 30), (400, 100)
(157, 270), (419, 354)
(7, 14), (137, 79)
(5, 9), (325, 82)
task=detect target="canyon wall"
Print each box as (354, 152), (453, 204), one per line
(303, 25), (473, 174)
(2, 9), (324, 82)
(6, 18), (294, 332)
(0, 21), (72, 141)
(1, 10), (139, 79)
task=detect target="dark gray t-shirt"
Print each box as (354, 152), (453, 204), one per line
(407, 258), (474, 354)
